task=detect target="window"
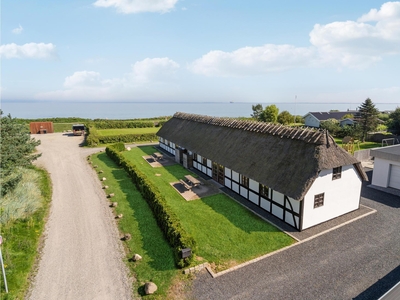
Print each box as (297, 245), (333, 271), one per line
(314, 193), (324, 208)
(202, 157), (207, 166)
(241, 175), (249, 188)
(259, 184), (269, 198)
(193, 153), (197, 161)
(332, 166), (342, 180)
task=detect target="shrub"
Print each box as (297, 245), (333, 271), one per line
(106, 145), (196, 267)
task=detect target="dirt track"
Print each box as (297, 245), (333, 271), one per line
(28, 133), (132, 300)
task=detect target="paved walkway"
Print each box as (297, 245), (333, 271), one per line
(192, 170), (400, 299)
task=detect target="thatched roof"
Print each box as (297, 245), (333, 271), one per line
(157, 112), (367, 200)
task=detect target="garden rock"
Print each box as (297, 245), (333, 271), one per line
(133, 254), (142, 261)
(144, 282), (157, 295)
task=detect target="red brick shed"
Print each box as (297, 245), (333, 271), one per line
(30, 122), (54, 134)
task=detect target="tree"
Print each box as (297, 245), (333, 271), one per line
(357, 98), (379, 142)
(0, 110), (41, 195)
(341, 113), (354, 120)
(320, 118), (341, 136)
(251, 104), (263, 120)
(261, 104), (279, 123)
(277, 111), (293, 125)
(388, 107), (400, 134)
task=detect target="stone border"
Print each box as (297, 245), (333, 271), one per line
(183, 263), (210, 275)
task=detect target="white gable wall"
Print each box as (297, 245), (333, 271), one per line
(372, 157), (400, 188)
(304, 114), (320, 128)
(302, 165), (362, 230)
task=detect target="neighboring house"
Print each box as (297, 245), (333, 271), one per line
(157, 112), (368, 231)
(340, 118), (355, 127)
(304, 111), (356, 128)
(370, 145), (400, 190)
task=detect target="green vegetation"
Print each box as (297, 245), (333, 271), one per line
(251, 103), (304, 124)
(90, 152), (178, 299)
(334, 138), (381, 150)
(1, 110), (41, 196)
(121, 146), (294, 271)
(53, 123), (75, 132)
(0, 167), (52, 300)
(97, 127), (159, 136)
(388, 107), (400, 134)
(358, 98), (380, 142)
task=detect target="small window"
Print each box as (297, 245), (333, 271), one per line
(193, 153), (197, 161)
(332, 166), (342, 180)
(314, 193), (324, 208)
(241, 175), (249, 188)
(202, 157), (207, 165)
(259, 184), (269, 198)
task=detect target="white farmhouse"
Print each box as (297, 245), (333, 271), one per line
(370, 145), (400, 190)
(157, 112), (368, 231)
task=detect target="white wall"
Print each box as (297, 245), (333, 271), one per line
(372, 157), (400, 188)
(302, 165), (362, 230)
(304, 114), (320, 128)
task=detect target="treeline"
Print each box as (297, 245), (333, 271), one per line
(251, 104), (304, 125)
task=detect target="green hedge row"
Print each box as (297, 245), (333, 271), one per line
(106, 144), (196, 268)
(92, 120), (155, 129)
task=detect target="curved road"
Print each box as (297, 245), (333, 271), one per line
(28, 133), (132, 300)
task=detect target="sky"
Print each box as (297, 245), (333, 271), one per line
(1, 0), (400, 106)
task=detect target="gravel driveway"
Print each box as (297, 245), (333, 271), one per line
(27, 133), (132, 300)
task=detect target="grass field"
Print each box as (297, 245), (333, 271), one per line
(334, 137), (381, 150)
(121, 146), (295, 272)
(0, 167), (52, 300)
(90, 153), (180, 299)
(53, 123), (75, 132)
(96, 127), (159, 136)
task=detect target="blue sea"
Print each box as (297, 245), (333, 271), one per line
(1, 101), (398, 119)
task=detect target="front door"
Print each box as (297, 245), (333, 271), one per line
(212, 162), (225, 184)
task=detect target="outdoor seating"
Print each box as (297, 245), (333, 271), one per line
(152, 152), (163, 161)
(179, 179), (192, 191)
(184, 175), (201, 187)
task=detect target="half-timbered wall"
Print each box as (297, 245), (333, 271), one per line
(192, 153), (302, 230)
(159, 137), (176, 155)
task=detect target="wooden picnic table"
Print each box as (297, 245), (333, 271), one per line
(152, 152), (163, 160)
(184, 175), (201, 187)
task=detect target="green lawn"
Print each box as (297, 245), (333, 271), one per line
(53, 123), (75, 132)
(96, 127), (160, 136)
(122, 146), (295, 272)
(90, 153), (178, 299)
(334, 137), (381, 150)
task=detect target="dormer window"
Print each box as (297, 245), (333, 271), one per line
(333, 166), (342, 180)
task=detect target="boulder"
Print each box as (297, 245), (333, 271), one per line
(107, 193), (115, 198)
(123, 233), (131, 241)
(116, 214), (123, 219)
(111, 202), (118, 207)
(126, 147), (131, 151)
(102, 185), (109, 189)
(132, 254), (142, 261)
(101, 177), (106, 181)
(144, 282), (157, 295)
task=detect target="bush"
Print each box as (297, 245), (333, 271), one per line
(93, 120), (155, 129)
(106, 145), (196, 267)
(112, 142), (126, 152)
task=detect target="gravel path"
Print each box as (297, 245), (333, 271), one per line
(27, 133), (132, 300)
(193, 170), (400, 300)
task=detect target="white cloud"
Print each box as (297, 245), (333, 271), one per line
(37, 57), (180, 100)
(190, 45), (315, 76)
(64, 71), (103, 88)
(0, 43), (57, 59)
(93, 0), (178, 14)
(131, 57), (179, 83)
(191, 1), (400, 76)
(12, 25), (23, 34)
(358, 1), (400, 22)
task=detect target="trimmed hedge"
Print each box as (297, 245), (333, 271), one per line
(93, 120), (155, 129)
(97, 133), (157, 144)
(106, 144), (196, 267)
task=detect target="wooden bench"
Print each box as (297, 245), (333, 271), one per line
(179, 179), (192, 191)
(184, 175), (201, 187)
(152, 152), (163, 160)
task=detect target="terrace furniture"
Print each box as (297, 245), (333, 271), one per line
(184, 175), (201, 187)
(152, 152), (163, 160)
(179, 179), (192, 191)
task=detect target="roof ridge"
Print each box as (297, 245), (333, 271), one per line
(173, 112), (327, 144)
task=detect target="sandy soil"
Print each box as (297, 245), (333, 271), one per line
(27, 133), (133, 300)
